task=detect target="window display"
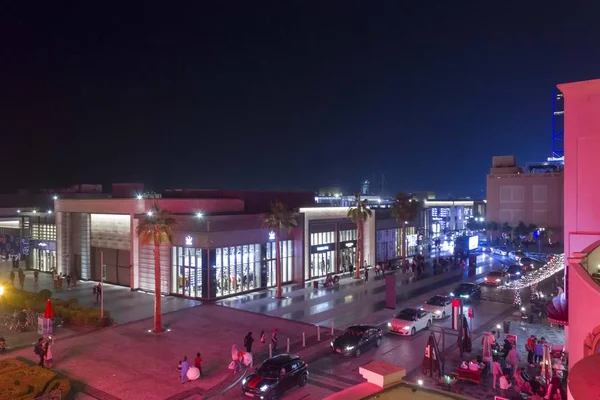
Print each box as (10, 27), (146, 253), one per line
(172, 247), (202, 298)
(339, 229), (357, 273)
(264, 240), (293, 287)
(309, 231), (335, 279)
(213, 245), (261, 297)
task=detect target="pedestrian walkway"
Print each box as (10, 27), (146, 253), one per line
(8, 303), (332, 400)
(218, 254), (508, 329)
(0, 261), (200, 324)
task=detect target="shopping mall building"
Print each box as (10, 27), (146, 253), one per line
(48, 186), (419, 300)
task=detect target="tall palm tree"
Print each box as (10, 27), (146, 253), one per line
(391, 193), (421, 261)
(347, 193), (373, 279)
(136, 204), (177, 333)
(263, 201), (298, 298)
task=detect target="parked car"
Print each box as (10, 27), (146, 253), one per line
(450, 282), (482, 301)
(421, 295), (452, 319)
(388, 308), (433, 336)
(479, 241), (492, 252)
(242, 354), (308, 399)
(506, 264), (523, 280)
(494, 246), (508, 256)
(508, 250), (527, 262)
(484, 270), (509, 286)
(330, 325), (382, 357)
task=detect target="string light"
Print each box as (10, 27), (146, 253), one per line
(500, 253), (565, 291)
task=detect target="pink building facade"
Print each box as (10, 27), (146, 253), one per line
(559, 78), (600, 399)
(486, 155), (563, 241)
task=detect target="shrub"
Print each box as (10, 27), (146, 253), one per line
(0, 366), (55, 400)
(43, 379), (71, 399)
(0, 359), (28, 375)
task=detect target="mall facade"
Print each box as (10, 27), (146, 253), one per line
(52, 188), (418, 300)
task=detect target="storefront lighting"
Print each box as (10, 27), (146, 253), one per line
(16, 209), (20, 213)
(136, 194), (143, 200)
(47, 210), (52, 214)
(32, 210), (37, 214)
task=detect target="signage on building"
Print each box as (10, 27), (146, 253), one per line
(547, 156), (564, 162)
(340, 240), (357, 249)
(268, 231), (276, 241)
(185, 236), (193, 246)
(30, 240), (56, 252)
(310, 244), (332, 253)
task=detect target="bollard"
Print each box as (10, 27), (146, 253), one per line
(287, 337), (290, 353)
(302, 332), (306, 347)
(331, 321), (334, 336)
(269, 343), (272, 358)
(317, 325), (321, 341)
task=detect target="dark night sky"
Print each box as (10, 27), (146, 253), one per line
(2, 1), (599, 197)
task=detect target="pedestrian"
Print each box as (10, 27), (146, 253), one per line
(244, 331), (254, 353)
(33, 338), (45, 367)
(66, 274), (71, 289)
(364, 267), (369, 282)
(271, 328), (278, 352)
(44, 337), (54, 368)
(18, 269), (25, 289)
(526, 335), (536, 366)
(180, 356), (189, 384)
(33, 270), (39, 287)
(492, 356), (503, 389)
(534, 340), (544, 364)
(194, 352), (203, 377)
(506, 346), (520, 374)
(93, 285), (98, 304)
(260, 331), (266, 345)
(95, 284), (102, 304)
(9, 270), (15, 287)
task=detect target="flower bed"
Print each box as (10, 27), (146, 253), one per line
(1, 287), (111, 328)
(0, 360), (72, 400)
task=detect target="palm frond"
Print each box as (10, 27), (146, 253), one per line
(263, 200), (298, 231)
(347, 193), (373, 223)
(136, 204), (178, 246)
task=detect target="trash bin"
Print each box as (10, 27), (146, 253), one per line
(313, 281), (318, 289)
(503, 320), (510, 334)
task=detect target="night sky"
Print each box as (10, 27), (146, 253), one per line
(2, 2), (599, 197)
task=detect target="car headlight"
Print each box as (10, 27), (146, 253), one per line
(330, 341), (333, 347)
(242, 377), (249, 385)
(449, 292), (454, 297)
(260, 384), (269, 392)
(387, 322), (391, 327)
(516, 272), (521, 275)
(435, 310), (442, 314)
(461, 294), (470, 299)
(403, 325), (411, 330)
(495, 279), (500, 282)
(345, 345), (355, 351)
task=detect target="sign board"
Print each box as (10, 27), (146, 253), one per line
(468, 308), (474, 319)
(185, 236), (193, 246)
(385, 274), (397, 309)
(37, 316), (53, 335)
(268, 231), (276, 241)
(310, 244), (332, 253)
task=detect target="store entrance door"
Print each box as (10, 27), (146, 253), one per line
(178, 266), (197, 298)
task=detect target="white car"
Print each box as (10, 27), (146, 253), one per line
(387, 308), (433, 336)
(421, 295), (453, 319)
(494, 246), (508, 256)
(508, 250), (526, 262)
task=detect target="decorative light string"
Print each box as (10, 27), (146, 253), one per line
(500, 253), (565, 291)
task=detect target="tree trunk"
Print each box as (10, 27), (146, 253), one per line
(153, 233), (163, 333)
(355, 221), (362, 279)
(275, 230), (283, 298)
(401, 221), (407, 261)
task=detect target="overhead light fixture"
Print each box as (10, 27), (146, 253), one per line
(52, 195), (58, 200)
(47, 210), (53, 214)
(147, 211), (153, 217)
(195, 212), (204, 218)
(136, 194), (143, 200)
(16, 209), (20, 213)
(32, 210), (37, 214)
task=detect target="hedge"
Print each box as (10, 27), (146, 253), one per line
(2, 287), (111, 328)
(0, 366), (56, 400)
(0, 359), (28, 375)
(43, 378), (71, 399)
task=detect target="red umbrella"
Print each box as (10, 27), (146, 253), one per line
(44, 299), (55, 319)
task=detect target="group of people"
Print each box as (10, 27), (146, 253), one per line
(9, 268), (26, 289)
(177, 353), (203, 384)
(52, 270), (78, 290)
(33, 336), (55, 369)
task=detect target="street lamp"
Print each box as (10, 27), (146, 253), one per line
(147, 211), (153, 217)
(195, 212), (204, 218)
(52, 195), (58, 200)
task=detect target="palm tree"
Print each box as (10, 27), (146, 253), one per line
(263, 201), (298, 298)
(136, 204), (177, 333)
(391, 192), (421, 262)
(347, 193), (373, 279)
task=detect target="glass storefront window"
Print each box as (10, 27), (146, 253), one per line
(31, 248), (56, 272)
(172, 247), (202, 298)
(310, 251), (333, 279)
(264, 241), (293, 288)
(32, 224), (56, 241)
(214, 244), (264, 297)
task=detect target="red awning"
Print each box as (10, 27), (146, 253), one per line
(546, 292), (568, 326)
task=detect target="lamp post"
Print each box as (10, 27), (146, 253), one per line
(100, 251), (105, 319)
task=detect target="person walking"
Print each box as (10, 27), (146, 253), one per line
(34, 338), (45, 367)
(260, 331), (266, 345)
(93, 285), (98, 304)
(95, 284), (102, 304)
(44, 337), (54, 368)
(9, 270), (15, 287)
(33, 270), (39, 287)
(18, 269), (25, 289)
(506, 346), (520, 375)
(194, 352), (203, 377)
(526, 335), (536, 366)
(271, 328), (279, 352)
(180, 356), (189, 384)
(244, 332), (254, 353)
(534, 340), (544, 364)
(364, 267), (369, 282)
(492, 356), (503, 389)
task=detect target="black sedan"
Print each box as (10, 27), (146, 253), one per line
(241, 354), (308, 400)
(331, 324), (383, 357)
(450, 282), (481, 301)
(506, 265), (523, 280)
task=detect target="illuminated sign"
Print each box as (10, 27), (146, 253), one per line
(185, 236), (193, 246)
(38, 243), (47, 247)
(340, 240), (356, 249)
(345, 242), (354, 248)
(316, 245), (329, 251)
(310, 244), (332, 253)
(547, 156), (564, 162)
(269, 231), (275, 240)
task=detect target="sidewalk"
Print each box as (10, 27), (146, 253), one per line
(7, 303), (335, 400)
(0, 261), (200, 324)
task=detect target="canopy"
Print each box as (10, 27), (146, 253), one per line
(546, 291), (568, 326)
(44, 299), (55, 319)
(568, 354), (600, 400)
